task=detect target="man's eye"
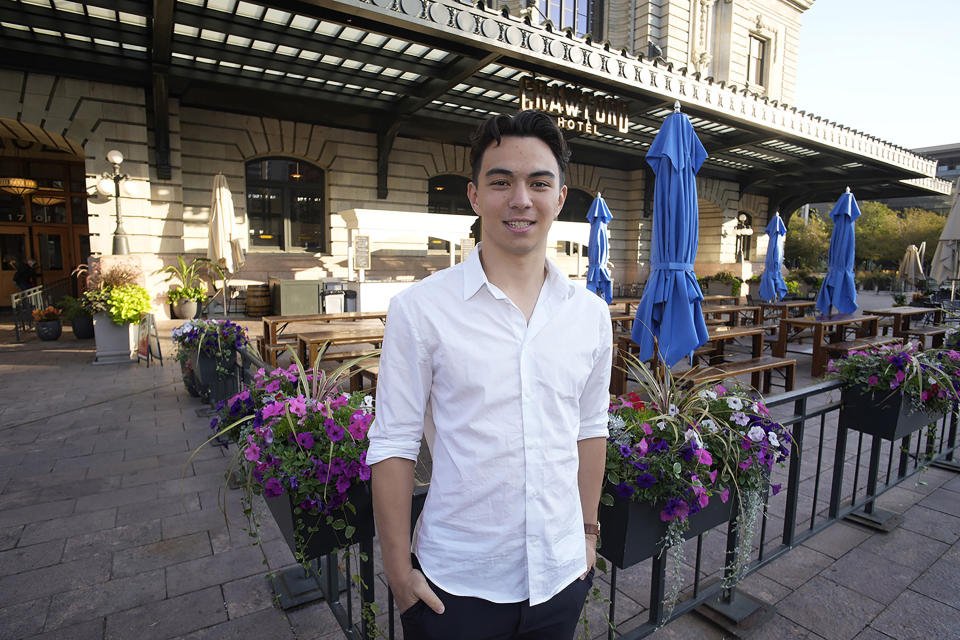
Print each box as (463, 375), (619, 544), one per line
(491, 179), (509, 187)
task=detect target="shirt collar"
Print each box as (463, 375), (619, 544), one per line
(462, 243), (577, 301)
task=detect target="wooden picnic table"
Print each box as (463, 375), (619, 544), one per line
(705, 324), (764, 361)
(262, 311), (387, 345)
(773, 313), (879, 377)
(297, 326), (385, 365)
(702, 294), (739, 306)
(701, 304), (762, 327)
(759, 300), (817, 320)
(860, 306), (944, 338)
(610, 298), (643, 315)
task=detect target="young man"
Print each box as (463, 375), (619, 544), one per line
(368, 110), (612, 640)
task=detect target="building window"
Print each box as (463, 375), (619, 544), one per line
(555, 188), (593, 255)
(245, 158), (326, 252)
(747, 35), (767, 87)
(428, 175), (472, 215)
(537, 0), (600, 39)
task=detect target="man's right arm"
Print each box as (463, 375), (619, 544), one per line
(366, 296), (443, 614)
(371, 458), (444, 614)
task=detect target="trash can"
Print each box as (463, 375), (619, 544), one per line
(344, 289), (358, 312)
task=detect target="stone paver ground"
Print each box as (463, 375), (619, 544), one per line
(0, 290), (957, 639)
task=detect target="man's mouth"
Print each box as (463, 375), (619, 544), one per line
(505, 220), (533, 229)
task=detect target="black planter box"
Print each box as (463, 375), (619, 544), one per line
(598, 492), (732, 569)
(196, 351), (239, 405)
(265, 483), (375, 560)
(839, 385), (941, 441)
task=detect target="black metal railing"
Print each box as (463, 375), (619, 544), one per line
(235, 351), (959, 639)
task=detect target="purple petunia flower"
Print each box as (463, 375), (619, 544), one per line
(635, 473), (657, 488)
(614, 482), (635, 498)
(264, 477), (284, 498)
(296, 432), (315, 450)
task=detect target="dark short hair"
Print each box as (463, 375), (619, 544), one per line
(469, 110), (571, 184)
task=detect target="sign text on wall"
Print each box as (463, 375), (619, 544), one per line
(519, 76), (631, 135)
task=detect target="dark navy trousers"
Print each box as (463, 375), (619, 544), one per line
(400, 568), (594, 640)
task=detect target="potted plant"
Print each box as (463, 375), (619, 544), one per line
(167, 286), (207, 320)
(187, 318), (250, 405)
(195, 355), (378, 625)
(827, 343), (960, 441)
(58, 295), (94, 339)
(82, 264), (153, 365)
(599, 355), (793, 617)
(155, 256), (212, 319)
(171, 319), (208, 397)
(32, 306), (63, 341)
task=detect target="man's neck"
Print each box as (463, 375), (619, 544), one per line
(478, 245), (548, 323)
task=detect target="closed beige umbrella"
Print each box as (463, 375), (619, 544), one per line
(930, 178), (960, 286)
(897, 244), (924, 290)
(207, 173), (244, 316)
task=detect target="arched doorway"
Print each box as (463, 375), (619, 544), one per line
(0, 137), (89, 306)
(245, 157), (326, 252)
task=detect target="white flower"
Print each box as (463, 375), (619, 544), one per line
(684, 428), (703, 448)
(731, 411), (750, 427)
(929, 376), (937, 385)
(657, 421), (668, 431)
(701, 418), (718, 433)
(752, 402), (765, 415)
(726, 396), (744, 410)
(700, 389), (718, 400)
(747, 426), (766, 442)
(768, 432), (780, 448)
(363, 395), (374, 408)
(668, 404), (679, 416)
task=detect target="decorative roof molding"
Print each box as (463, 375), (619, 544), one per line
(335, 0), (945, 191)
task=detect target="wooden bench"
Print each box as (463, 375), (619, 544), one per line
(902, 325), (949, 348)
(684, 355), (796, 393)
(822, 335), (901, 360)
(349, 359), (379, 393)
(256, 336), (298, 366)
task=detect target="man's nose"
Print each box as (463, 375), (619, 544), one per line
(509, 184), (533, 208)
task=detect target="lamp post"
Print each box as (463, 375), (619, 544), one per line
(734, 212), (754, 262)
(100, 150), (130, 255)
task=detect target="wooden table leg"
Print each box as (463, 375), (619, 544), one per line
(775, 319), (788, 357)
(811, 324), (827, 377)
(752, 332), (762, 357)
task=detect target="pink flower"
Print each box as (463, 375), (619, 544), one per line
(262, 401), (285, 419)
(641, 423), (653, 435)
(719, 488), (730, 503)
(708, 470), (718, 483)
(895, 370), (906, 383)
(244, 436), (261, 462)
(868, 376), (879, 386)
(636, 438), (649, 456)
(288, 395), (307, 417)
(698, 493), (709, 508)
(265, 379), (281, 393)
(696, 448), (713, 465)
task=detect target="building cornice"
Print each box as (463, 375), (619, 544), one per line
(309, 0), (947, 194)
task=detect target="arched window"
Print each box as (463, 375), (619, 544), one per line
(245, 158), (326, 252)
(558, 188), (594, 223)
(428, 175), (471, 216)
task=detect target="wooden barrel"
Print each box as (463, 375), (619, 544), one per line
(245, 284), (271, 317)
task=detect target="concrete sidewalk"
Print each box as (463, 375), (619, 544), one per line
(0, 295), (957, 639)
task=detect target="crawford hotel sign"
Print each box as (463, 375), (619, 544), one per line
(519, 76), (631, 135)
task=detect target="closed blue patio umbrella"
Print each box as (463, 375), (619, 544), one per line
(631, 103), (709, 366)
(585, 192), (613, 304)
(758, 213), (788, 302)
(816, 188), (860, 315)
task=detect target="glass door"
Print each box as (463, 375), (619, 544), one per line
(31, 224), (70, 288)
(0, 225), (30, 306)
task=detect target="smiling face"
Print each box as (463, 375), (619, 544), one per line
(467, 135), (567, 262)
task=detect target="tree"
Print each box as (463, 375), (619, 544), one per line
(785, 209), (831, 269)
(854, 202), (945, 271)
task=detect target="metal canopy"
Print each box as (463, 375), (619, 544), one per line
(0, 0), (950, 210)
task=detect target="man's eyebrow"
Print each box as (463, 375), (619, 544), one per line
(484, 168), (557, 179)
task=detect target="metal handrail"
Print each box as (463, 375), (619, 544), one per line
(234, 353), (958, 639)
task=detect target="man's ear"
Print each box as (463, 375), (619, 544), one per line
(467, 181), (479, 214)
(555, 184), (568, 218)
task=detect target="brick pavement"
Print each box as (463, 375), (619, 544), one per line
(0, 291), (957, 640)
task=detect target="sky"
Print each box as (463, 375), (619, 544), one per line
(796, 0), (960, 150)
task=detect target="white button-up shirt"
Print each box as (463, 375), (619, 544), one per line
(367, 246), (612, 605)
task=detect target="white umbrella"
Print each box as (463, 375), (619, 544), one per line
(930, 177), (960, 286)
(207, 173), (244, 316)
(897, 244), (924, 290)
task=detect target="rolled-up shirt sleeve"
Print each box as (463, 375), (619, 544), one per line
(367, 294), (432, 465)
(578, 308), (612, 441)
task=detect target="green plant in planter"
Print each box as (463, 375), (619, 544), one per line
(106, 284), (152, 325)
(784, 280), (802, 297)
(190, 351), (380, 635)
(167, 285), (208, 304)
(603, 355), (793, 618)
(57, 296), (91, 321)
(702, 271), (743, 296)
